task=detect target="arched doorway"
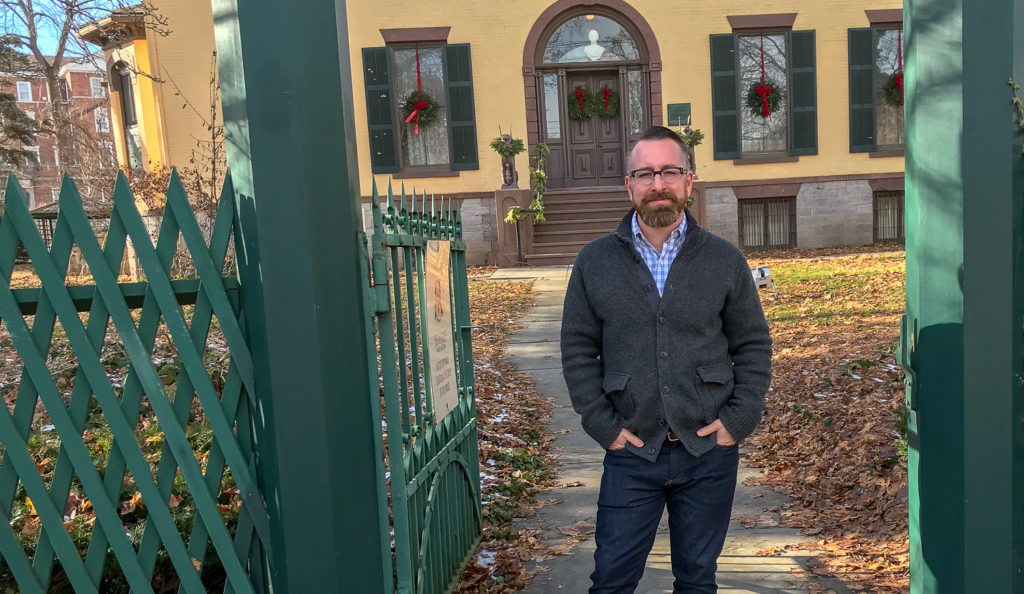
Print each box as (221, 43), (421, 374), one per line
(523, 1), (662, 189)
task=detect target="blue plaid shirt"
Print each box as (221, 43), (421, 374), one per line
(631, 212), (687, 296)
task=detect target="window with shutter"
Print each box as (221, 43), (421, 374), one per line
(362, 43), (477, 174)
(848, 26), (904, 153)
(710, 29), (817, 160)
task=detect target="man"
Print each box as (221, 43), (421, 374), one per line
(560, 126), (772, 593)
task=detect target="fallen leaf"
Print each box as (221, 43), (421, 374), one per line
(121, 491), (144, 515)
(558, 521), (596, 537)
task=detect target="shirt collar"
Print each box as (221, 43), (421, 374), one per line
(631, 211), (687, 251)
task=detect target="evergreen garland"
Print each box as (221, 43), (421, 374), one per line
(596, 85), (620, 119)
(567, 86), (592, 120)
(400, 90), (440, 129)
(882, 73), (904, 107)
(745, 79), (784, 119)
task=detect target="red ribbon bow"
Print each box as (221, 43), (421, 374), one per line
(405, 97), (430, 134)
(755, 83), (773, 118)
(575, 86), (585, 117)
(757, 33), (772, 118)
(601, 86), (612, 118)
(405, 46), (426, 134)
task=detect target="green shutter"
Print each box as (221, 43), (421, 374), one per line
(445, 44), (478, 171)
(710, 34), (739, 160)
(362, 47), (398, 174)
(789, 30), (817, 155)
(849, 28), (876, 152)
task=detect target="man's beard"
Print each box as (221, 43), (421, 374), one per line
(636, 192), (685, 228)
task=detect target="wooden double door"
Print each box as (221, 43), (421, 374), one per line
(564, 71), (625, 187)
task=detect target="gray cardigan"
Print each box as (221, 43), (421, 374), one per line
(560, 209), (772, 461)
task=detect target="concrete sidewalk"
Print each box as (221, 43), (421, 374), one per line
(491, 266), (848, 594)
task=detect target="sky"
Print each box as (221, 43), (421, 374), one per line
(2, 1), (118, 58)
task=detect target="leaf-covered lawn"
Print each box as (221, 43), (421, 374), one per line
(746, 250), (909, 593)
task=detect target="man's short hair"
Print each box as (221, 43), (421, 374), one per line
(628, 125), (688, 171)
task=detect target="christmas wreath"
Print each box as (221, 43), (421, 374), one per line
(882, 73), (904, 107)
(745, 79), (784, 119)
(567, 86), (592, 120)
(596, 85), (620, 119)
(401, 90), (440, 131)
(882, 29), (905, 107)
(567, 85), (621, 121)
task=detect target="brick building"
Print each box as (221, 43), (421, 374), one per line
(1, 55), (117, 208)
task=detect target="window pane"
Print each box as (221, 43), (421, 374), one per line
(90, 77), (105, 98)
(543, 15), (640, 64)
(126, 126), (143, 170)
(738, 33), (788, 154)
(741, 198), (794, 249)
(767, 199), (791, 246)
(741, 201), (765, 248)
(874, 190), (905, 241)
(543, 74), (560, 140)
(393, 46), (450, 167)
(875, 28), (904, 148)
(16, 81), (31, 102)
(627, 70), (644, 135)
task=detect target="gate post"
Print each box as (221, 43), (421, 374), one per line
(904, 0), (1024, 591)
(208, 1), (387, 592)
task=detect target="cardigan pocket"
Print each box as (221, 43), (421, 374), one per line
(602, 372), (636, 419)
(695, 363), (735, 423)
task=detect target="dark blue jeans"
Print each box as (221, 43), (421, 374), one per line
(590, 441), (739, 593)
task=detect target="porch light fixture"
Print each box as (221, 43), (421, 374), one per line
(585, 14), (595, 20)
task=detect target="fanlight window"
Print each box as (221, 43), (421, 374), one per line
(543, 15), (640, 64)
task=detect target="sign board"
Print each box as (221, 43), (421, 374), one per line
(666, 103), (692, 127)
(424, 240), (459, 423)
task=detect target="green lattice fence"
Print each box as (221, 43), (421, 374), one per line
(364, 181), (482, 594)
(0, 171), (270, 593)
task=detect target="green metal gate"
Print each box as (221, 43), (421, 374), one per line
(0, 172), (269, 593)
(362, 181), (482, 594)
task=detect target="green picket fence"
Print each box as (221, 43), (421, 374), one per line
(0, 172), (269, 593)
(363, 180), (482, 594)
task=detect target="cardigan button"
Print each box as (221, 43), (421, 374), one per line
(661, 386), (670, 394)
(649, 447), (656, 455)
(658, 419), (666, 427)
(658, 315), (666, 324)
(659, 351), (669, 359)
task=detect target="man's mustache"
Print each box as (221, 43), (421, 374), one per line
(642, 193), (680, 206)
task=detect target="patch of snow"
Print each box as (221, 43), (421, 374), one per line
(476, 550), (497, 570)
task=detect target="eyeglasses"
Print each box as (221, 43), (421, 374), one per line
(629, 167), (687, 186)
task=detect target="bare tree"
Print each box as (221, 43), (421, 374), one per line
(0, 1), (169, 172)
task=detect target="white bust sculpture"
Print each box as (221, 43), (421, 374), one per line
(583, 29), (605, 61)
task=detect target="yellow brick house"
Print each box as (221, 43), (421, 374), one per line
(83, 0), (905, 264)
